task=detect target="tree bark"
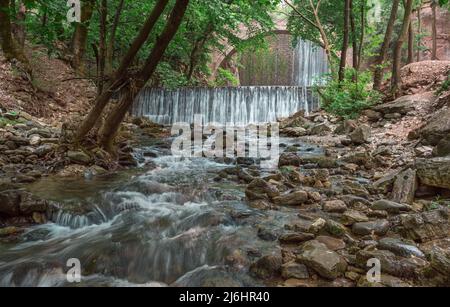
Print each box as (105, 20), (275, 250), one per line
(0, 0), (15, 59)
(431, 1), (438, 60)
(391, 0), (414, 97)
(339, 0), (351, 82)
(417, 4), (422, 62)
(407, 13), (414, 64)
(12, 0), (26, 48)
(373, 0), (401, 91)
(98, 0), (108, 94)
(106, 0), (125, 76)
(71, 0), (95, 74)
(350, 0), (358, 70)
(75, 0), (170, 142)
(98, 0), (190, 152)
(357, 0), (366, 70)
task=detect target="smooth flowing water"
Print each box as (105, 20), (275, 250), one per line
(0, 138), (325, 287)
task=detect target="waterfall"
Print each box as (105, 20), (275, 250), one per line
(133, 40), (328, 125)
(292, 40), (329, 114)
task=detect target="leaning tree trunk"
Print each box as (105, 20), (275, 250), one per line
(71, 0), (95, 74)
(75, 0), (170, 143)
(373, 0), (401, 91)
(98, 0), (190, 152)
(339, 0), (351, 82)
(391, 0), (414, 97)
(431, 1), (438, 60)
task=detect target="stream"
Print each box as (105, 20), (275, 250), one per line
(0, 136), (325, 287)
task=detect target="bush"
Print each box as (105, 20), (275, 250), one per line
(316, 69), (381, 119)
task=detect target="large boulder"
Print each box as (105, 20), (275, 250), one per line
(416, 157), (450, 189)
(415, 106), (450, 145)
(373, 93), (432, 115)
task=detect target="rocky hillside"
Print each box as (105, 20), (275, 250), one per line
(241, 60), (450, 287)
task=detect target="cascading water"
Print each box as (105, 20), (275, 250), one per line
(133, 39), (328, 125)
(292, 40), (329, 114)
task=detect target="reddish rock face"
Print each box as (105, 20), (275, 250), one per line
(413, 5), (450, 61)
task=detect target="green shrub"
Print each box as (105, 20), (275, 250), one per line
(316, 69), (381, 119)
(437, 72), (450, 95)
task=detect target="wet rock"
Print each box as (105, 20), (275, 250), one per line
(352, 220), (390, 236)
(281, 262), (309, 280)
(349, 124), (371, 145)
(67, 150), (91, 165)
(356, 249), (428, 279)
(325, 220), (347, 237)
(323, 200), (347, 213)
(316, 236), (346, 251)
(12, 174), (37, 184)
(248, 199), (273, 210)
(279, 153), (301, 167)
(309, 218), (326, 233)
(279, 232), (315, 244)
(416, 157), (450, 189)
(245, 178), (280, 201)
(378, 238), (425, 258)
(398, 209), (449, 242)
(341, 210), (369, 226)
(257, 227), (279, 241)
(250, 254), (283, 279)
(0, 191), (21, 216)
(19, 193), (49, 215)
(391, 168), (417, 205)
(341, 152), (372, 169)
(0, 226), (22, 237)
(273, 190), (308, 206)
(35, 144), (56, 157)
(297, 240), (347, 280)
(372, 200), (411, 214)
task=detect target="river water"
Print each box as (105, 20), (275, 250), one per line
(0, 136), (325, 287)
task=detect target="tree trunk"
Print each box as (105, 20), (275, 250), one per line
(407, 15), (414, 64)
(339, 0), (351, 82)
(98, 0), (108, 94)
(98, 0), (190, 152)
(431, 2), (438, 60)
(75, 0), (170, 142)
(350, 0), (358, 70)
(357, 0), (366, 70)
(391, 0), (414, 97)
(15, 1), (26, 48)
(417, 4), (422, 62)
(0, 0), (15, 59)
(373, 0), (401, 91)
(106, 0), (125, 76)
(71, 0), (95, 74)
(187, 24), (214, 81)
